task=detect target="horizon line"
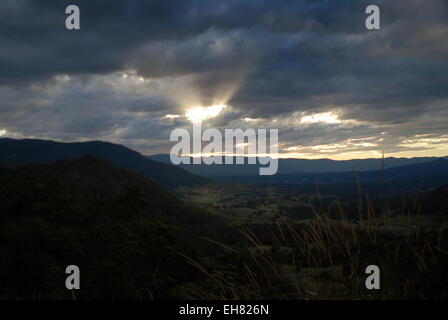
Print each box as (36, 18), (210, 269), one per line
(2, 136), (447, 162)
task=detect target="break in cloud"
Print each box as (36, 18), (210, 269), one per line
(0, 0), (448, 159)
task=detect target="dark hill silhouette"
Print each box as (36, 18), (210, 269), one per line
(0, 138), (209, 189)
(0, 155), (214, 298)
(0, 154), (209, 224)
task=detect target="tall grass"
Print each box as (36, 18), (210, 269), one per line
(178, 181), (448, 300)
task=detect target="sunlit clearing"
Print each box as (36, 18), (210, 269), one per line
(399, 134), (448, 148)
(164, 114), (180, 119)
(301, 112), (341, 124)
(186, 104), (226, 123)
(244, 117), (260, 122)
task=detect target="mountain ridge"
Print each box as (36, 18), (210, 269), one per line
(146, 153), (443, 177)
(0, 138), (209, 189)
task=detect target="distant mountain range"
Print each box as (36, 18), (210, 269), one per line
(273, 158), (448, 186)
(146, 154), (448, 193)
(1, 138), (446, 192)
(147, 154), (443, 177)
(0, 138), (208, 189)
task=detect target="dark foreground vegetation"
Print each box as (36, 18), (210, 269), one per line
(0, 156), (447, 299)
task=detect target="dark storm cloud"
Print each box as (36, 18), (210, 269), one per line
(0, 0), (195, 83)
(0, 0), (395, 82)
(0, 0), (447, 156)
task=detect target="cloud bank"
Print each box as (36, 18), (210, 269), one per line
(1, 0), (447, 159)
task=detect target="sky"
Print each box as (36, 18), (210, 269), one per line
(0, 0), (448, 160)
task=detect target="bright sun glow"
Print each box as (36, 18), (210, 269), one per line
(185, 104), (226, 123)
(0, 129), (6, 136)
